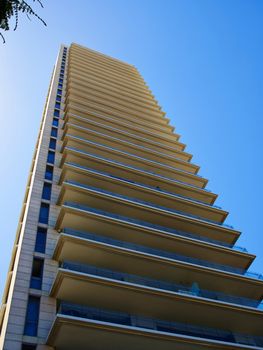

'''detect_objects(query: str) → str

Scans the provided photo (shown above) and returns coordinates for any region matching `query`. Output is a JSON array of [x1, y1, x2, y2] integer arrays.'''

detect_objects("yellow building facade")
[[0, 43, 263, 350]]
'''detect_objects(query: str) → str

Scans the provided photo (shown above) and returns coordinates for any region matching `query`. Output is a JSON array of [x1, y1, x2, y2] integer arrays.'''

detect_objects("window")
[[59, 78, 63, 83], [49, 138, 56, 150], [58, 83, 63, 89], [45, 165, 53, 181], [24, 296, 40, 336], [30, 258, 44, 289], [35, 227, 47, 253], [54, 109, 60, 117], [55, 102, 60, 109], [60, 69, 64, 74], [59, 74, 64, 79], [57, 89, 62, 96], [47, 151, 55, 164], [51, 127, 58, 138], [61, 64, 65, 69], [52, 118, 59, 127], [22, 344, 37, 350], [42, 182, 52, 200], [38, 202, 49, 224], [56, 95, 61, 102]]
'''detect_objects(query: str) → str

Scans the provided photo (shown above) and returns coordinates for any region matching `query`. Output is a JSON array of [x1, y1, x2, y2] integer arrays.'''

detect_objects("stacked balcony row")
[[47, 44, 263, 350]]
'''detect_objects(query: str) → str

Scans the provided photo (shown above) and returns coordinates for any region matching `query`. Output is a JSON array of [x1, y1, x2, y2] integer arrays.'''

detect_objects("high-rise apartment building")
[[0, 43, 263, 350]]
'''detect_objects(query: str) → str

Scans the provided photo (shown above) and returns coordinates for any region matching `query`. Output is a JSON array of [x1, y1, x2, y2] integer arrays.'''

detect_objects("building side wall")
[[0, 45, 67, 350]]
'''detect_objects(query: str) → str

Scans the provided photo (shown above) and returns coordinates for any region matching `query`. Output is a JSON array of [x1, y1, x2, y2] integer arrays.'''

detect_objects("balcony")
[[57, 181, 239, 245], [64, 111, 183, 149], [60, 261, 263, 310], [53, 227, 263, 301], [62, 123, 197, 173], [70, 45, 140, 77], [61, 147, 216, 205], [47, 302, 263, 350], [66, 83, 168, 124], [69, 52, 150, 89], [66, 97, 174, 138], [67, 64, 157, 104], [68, 78, 164, 115], [68, 78, 160, 119], [55, 199, 251, 271], [61, 134, 205, 188], [60, 162, 227, 224], [68, 60, 152, 96], [64, 113, 189, 158], [59, 229, 254, 280], [64, 103, 181, 146], [58, 228, 260, 281]]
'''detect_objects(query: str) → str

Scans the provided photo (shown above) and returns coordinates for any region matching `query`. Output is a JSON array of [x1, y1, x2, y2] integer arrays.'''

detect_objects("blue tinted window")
[[57, 89, 62, 96], [35, 227, 47, 253], [51, 127, 58, 138], [54, 109, 60, 117], [60, 69, 64, 74], [59, 74, 64, 79], [49, 138, 56, 150], [30, 258, 44, 290], [45, 165, 53, 181], [59, 78, 63, 83], [24, 296, 40, 336], [52, 118, 59, 127], [55, 102, 60, 109], [42, 182, 52, 200], [47, 151, 55, 164], [56, 95, 61, 102], [38, 203, 49, 224], [58, 83, 63, 89]]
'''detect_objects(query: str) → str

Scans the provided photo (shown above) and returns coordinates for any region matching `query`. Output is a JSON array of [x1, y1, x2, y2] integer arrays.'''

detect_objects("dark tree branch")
[[0, 0, 46, 43]]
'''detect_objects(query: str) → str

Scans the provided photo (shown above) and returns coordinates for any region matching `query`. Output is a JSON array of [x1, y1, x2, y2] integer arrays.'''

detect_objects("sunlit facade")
[[1, 43, 263, 350]]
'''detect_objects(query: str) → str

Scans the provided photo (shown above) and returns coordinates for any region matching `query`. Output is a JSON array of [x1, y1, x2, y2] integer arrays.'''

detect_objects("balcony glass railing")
[[58, 302, 263, 347], [67, 123, 191, 165], [66, 113, 179, 149], [65, 146, 212, 192], [66, 134, 204, 178], [65, 161, 222, 208], [63, 201, 248, 253], [62, 226, 263, 280], [61, 261, 263, 309], [65, 179, 233, 230]]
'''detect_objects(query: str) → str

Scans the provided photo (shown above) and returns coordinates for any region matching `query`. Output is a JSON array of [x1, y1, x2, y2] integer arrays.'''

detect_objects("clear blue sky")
[[0, 0, 263, 297]]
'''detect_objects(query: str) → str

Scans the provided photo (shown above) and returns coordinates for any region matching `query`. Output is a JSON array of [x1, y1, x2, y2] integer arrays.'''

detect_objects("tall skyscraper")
[[0, 43, 263, 350]]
